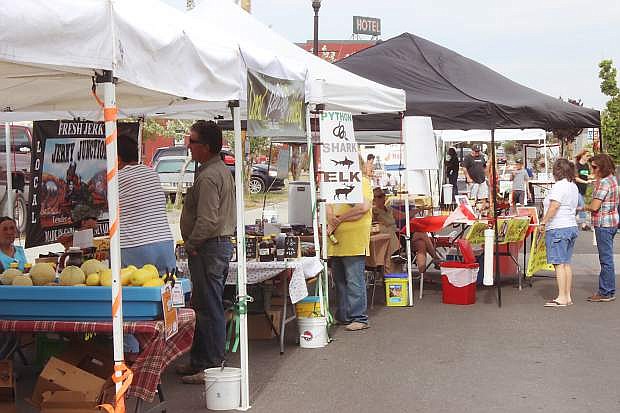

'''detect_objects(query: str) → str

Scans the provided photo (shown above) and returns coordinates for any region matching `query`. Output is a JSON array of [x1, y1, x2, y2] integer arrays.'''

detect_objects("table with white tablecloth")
[[226, 257, 324, 353]]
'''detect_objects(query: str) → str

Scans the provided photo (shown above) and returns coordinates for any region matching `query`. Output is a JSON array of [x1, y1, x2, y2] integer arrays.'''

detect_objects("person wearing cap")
[[462, 144, 488, 203], [511, 158, 529, 205]]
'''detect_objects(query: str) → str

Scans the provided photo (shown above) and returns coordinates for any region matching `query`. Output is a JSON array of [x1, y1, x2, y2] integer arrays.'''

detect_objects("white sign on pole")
[[320, 111, 362, 204], [404, 116, 438, 171]]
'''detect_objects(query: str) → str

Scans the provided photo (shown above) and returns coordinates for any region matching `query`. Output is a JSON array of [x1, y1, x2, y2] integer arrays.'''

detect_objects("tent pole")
[[544, 134, 548, 177], [232, 103, 250, 411], [401, 116, 414, 305], [598, 127, 603, 153], [490, 129, 502, 307], [98, 70, 126, 406], [305, 106, 327, 316], [4, 123, 13, 219], [137, 118, 144, 164]]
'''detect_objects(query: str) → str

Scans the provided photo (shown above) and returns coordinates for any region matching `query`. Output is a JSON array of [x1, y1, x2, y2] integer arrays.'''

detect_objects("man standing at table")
[[463, 144, 488, 204], [177, 120, 236, 384]]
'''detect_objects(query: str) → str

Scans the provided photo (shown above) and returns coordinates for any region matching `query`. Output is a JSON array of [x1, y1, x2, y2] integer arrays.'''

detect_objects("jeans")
[[594, 227, 617, 297], [188, 237, 233, 370], [577, 193, 587, 224], [331, 255, 368, 324], [448, 171, 458, 203], [121, 240, 176, 274]]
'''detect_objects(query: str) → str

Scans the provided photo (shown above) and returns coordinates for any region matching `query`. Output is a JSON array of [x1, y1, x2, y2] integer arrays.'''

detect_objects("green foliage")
[[141, 119, 193, 142], [599, 59, 620, 162]]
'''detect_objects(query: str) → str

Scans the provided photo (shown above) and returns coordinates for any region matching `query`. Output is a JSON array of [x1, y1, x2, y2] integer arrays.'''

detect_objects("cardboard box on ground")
[[0, 360, 16, 413], [30, 357, 107, 412], [248, 308, 282, 340]]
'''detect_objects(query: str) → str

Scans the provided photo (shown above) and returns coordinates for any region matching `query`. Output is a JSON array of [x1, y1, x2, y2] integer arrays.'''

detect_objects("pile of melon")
[[0, 259, 165, 287]]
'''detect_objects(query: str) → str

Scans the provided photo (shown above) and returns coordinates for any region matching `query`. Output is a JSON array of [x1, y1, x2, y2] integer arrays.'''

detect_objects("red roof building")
[[296, 40, 376, 63]]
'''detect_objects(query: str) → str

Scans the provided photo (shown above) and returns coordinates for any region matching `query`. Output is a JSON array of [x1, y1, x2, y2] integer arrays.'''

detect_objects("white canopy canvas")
[[189, 0, 406, 115], [0, 0, 244, 122]]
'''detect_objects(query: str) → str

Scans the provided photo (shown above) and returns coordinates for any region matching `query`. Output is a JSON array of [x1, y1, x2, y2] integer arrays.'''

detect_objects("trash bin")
[[440, 261, 479, 305]]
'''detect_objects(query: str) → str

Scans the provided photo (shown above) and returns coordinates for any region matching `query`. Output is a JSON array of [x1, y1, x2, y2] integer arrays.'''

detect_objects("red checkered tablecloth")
[[0, 308, 195, 402]]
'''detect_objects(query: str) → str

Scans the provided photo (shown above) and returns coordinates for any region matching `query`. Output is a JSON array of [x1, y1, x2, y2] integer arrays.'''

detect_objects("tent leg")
[[491, 129, 502, 307], [4, 123, 12, 219], [98, 70, 126, 406], [232, 103, 250, 411], [400, 118, 414, 306]]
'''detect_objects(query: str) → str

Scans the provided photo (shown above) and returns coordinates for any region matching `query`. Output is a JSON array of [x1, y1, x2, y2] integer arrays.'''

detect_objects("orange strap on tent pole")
[[98, 363, 133, 413]]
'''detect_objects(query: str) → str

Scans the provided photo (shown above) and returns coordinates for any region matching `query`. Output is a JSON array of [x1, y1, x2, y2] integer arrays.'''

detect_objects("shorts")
[[513, 190, 525, 205], [469, 181, 489, 200], [545, 227, 578, 265]]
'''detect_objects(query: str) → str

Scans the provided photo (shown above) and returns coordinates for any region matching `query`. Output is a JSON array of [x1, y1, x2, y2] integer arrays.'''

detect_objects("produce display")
[[0, 259, 167, 288]]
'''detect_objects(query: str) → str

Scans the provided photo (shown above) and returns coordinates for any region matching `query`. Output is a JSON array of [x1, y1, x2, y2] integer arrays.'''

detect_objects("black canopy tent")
[[336, 33, 600, 131], [336, 33, 601, 307]]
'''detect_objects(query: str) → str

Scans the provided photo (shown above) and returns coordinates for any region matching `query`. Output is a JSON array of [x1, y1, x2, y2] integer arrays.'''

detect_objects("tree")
[[599, 59, 620, 162], [140, 119, 193, 143], [553, 98, 584, 158]]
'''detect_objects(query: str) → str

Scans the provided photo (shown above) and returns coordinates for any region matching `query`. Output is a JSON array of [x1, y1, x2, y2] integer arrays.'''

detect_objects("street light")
[[312, 0, 321, 56]]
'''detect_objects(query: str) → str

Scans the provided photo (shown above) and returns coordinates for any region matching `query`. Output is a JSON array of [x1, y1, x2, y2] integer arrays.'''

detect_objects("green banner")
[[247, 70, 305, 137]]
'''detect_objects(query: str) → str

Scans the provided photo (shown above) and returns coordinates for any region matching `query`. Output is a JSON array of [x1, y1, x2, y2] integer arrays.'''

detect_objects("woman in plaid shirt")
[[581, 154, 619, 302]]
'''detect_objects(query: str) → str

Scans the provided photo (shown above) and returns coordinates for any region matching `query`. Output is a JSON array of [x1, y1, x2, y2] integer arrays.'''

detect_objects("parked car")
[[151, 145, 188, 166], [153, 152, 284, 200], [0, 124, 32, 233]]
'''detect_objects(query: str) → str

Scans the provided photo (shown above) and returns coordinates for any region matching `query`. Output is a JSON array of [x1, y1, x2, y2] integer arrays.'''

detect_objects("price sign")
[[284, 236, 300, 259], [246, 237, 257, 260], [161, 285, 178, 341]]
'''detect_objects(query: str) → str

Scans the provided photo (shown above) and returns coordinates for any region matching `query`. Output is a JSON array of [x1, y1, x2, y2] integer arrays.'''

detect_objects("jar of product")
[[275, 233, 286, 261], [23, 263, 32, 274], [230, 237, 238, 262], [258, 236, 274, 262]]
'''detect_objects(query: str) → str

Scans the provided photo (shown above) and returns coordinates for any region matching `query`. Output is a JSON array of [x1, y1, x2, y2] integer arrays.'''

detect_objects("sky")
[[163, 0, 620, 111]]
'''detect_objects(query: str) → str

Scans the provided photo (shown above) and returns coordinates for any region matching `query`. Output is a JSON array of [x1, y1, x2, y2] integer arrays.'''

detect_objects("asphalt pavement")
[[13, 225, 620, 413]]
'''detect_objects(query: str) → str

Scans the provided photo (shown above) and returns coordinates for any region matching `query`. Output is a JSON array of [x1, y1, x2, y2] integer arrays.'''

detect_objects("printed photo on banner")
[[246, 70, 305, 138], [502, 217, 530, 243], [319, 110, 362, 204], [26, 120, 139, 248]]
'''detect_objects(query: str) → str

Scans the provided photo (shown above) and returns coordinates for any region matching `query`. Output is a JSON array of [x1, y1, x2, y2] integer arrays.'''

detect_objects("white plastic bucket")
[[204, 367, 241, 410], [298, 316, 328, 348], [442, 184, 454, 204]]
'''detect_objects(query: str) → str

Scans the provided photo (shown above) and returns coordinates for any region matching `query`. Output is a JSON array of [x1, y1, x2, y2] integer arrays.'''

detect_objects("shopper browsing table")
[[540, 159, 579, 307], [463, 144, 488, 205], [0, 217, 26, 271], [177, 121, 235, 384], [574, 150, 592, 230], [580, 154, 619, 302], [117, 133, 175, 273], [511, 159, 529, 205], [328, 170, 373, 331]]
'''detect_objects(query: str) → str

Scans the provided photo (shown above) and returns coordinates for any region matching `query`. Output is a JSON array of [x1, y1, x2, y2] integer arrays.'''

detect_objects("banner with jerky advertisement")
[[247, 70, 305, 137], [26, 121, 139, 247]]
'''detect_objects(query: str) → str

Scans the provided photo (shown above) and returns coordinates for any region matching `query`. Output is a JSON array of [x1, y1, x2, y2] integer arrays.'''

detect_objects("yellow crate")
[[384, 277, 409, 307]]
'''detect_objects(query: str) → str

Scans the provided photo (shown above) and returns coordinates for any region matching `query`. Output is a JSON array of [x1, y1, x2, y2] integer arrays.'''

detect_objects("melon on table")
[[1, 268, 23, 285], [81, 259, 106, 276], [59, 266, 86, 286], [30, 263, 56, 286], [12, 275, 33, 286]]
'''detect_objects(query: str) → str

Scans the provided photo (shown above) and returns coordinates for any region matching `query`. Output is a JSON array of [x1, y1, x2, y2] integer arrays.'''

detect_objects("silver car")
[[153, 156, 195, 203]]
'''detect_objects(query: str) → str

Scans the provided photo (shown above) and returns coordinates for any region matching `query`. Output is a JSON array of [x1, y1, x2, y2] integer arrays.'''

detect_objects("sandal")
[[544, 300, 567, 307]]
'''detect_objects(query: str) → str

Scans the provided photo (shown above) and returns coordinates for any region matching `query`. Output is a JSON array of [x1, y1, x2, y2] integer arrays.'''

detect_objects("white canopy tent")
[[0, 0, 407, 410]]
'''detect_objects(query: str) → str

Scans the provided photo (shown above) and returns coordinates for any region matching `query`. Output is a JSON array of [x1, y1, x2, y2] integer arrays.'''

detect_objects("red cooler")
[[440, 261, 479, 305]]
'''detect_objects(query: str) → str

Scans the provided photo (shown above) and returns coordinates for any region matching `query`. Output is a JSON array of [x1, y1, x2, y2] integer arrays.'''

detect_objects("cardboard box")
[[31, 357, 106, 408], [59, 339, 114, 380], [40, 391, 101, 412], [0, 360, 14, 402], [0, 401, 16, 413], [248, 309, 282, 340]]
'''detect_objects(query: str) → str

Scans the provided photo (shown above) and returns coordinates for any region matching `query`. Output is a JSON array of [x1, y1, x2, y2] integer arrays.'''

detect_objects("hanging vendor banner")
[[247, 70, 305, 137], [26, 120, 139, 248], [526, 227, 555, 276], [319, 111, 362, 204], [465, 221, 488, 245]]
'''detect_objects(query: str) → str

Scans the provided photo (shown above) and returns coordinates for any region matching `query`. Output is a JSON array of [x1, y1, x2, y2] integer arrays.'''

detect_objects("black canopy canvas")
[[336, 33, 600, 131]]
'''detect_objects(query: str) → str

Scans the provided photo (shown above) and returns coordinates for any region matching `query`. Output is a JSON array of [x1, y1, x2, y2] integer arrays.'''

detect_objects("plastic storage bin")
[[295, 296, 321, 318], [440, 262, 478, 305], [384, 273, 409, 307], [0, 278, 191, 321]]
